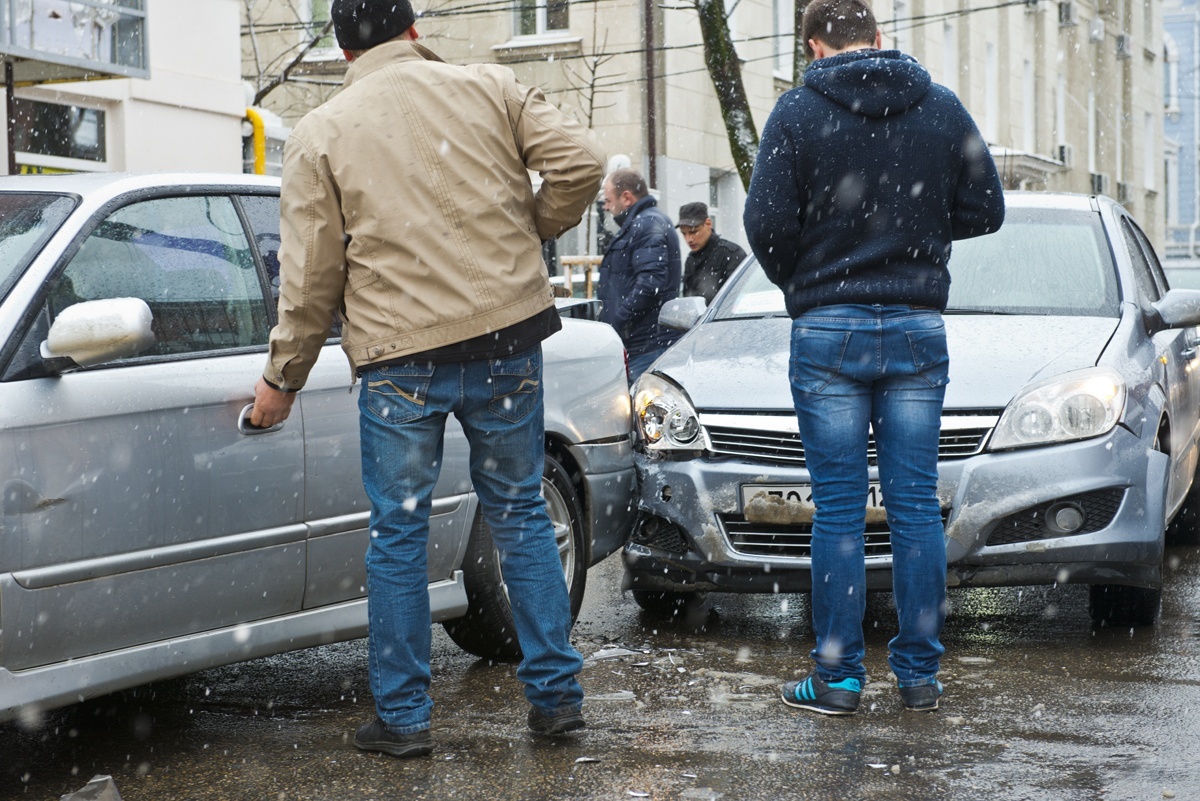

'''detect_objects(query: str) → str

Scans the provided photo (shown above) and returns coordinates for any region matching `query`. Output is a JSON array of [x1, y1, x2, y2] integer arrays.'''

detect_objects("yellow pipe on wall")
[[245, 107, 267, 176]]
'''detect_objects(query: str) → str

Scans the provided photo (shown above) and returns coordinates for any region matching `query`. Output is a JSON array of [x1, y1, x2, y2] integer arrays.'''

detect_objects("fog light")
[[1046, 502, 1085, 535]]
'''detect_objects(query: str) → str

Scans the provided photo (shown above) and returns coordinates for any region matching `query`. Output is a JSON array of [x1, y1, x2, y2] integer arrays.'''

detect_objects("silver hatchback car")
[[626, 192, 1200, 628], [0, 173, 636, 725]]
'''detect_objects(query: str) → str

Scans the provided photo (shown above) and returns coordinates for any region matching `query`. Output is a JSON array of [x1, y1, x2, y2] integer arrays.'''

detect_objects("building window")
[[1144, 112, 1156, 192], [1164, 34, 1180, 114], [1164, 139, 1179, 227], [942, 22, 959, 96], [984, 42, 998, 142], [1088, 89, 1097, 174], [772, 0, 793, 77], [307, 0, 335, 48], [1022, 59, 1036, 153], [891, 0, 912, 54], [12, 98, 105, 172], [516, 0, 569, 37]]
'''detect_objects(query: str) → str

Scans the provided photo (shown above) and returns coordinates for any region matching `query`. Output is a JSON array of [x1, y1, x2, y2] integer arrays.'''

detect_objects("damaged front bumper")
[[623, 423, 1168, 594]]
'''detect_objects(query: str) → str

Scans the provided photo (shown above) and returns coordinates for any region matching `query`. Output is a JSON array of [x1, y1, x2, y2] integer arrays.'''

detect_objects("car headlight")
[[631, 372, 704, 451], [989, 366, 1125, 451]]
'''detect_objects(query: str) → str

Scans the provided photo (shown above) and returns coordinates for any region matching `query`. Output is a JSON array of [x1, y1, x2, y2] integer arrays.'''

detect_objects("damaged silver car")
[[626, 192, 1200, 627]]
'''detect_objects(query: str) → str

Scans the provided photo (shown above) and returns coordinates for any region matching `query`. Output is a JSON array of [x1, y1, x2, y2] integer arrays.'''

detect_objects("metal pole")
[[5, 60, 15, 175]]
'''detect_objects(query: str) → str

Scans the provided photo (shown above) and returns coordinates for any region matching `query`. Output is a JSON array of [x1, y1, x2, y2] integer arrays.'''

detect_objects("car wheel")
[[629, 590, 707, 619], [1167, 478, 1200, 547], [442, 454, 589, 662], [1088, 583, 1162, 627]]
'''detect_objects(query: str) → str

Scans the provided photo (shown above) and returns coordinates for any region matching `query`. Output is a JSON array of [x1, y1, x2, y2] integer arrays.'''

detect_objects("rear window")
[[0, 193, 77, 301]]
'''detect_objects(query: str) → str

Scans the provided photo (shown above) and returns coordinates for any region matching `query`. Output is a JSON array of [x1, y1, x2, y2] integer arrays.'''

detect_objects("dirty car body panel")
[[625, 192, 1200, 626], [0, 173, 635, 724]]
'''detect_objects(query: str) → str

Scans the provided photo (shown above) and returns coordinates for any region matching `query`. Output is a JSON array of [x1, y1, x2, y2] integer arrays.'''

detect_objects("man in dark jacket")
[[743, 0, 1004, 718], [598, 168, 681, 382], [677, 201, 746, 304]]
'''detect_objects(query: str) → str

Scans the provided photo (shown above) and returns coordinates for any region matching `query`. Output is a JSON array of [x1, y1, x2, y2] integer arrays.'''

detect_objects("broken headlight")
[[632, 372, 704, 452]]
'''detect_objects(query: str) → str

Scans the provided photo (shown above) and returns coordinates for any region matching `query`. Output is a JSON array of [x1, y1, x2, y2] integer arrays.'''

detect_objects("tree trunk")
[[694, 0, 759, 190]]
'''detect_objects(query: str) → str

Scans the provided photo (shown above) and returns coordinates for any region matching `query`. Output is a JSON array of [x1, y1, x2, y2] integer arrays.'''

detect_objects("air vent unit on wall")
[[1089, 17, 1105, 42], [1058, 1, 1078, 26], [1057, 143, 1075, 168], [1117, 182, 1133, 204], [1116, 33, 1133, 59], [1091, 173, 1111, 196]]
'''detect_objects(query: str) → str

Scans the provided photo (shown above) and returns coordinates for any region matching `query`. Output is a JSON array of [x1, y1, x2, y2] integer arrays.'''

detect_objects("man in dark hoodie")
[[743, 0, 1004, 717]]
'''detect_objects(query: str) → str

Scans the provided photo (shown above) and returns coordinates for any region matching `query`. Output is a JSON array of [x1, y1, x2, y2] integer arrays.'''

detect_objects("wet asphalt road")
[[4, 543, 1200, 801]]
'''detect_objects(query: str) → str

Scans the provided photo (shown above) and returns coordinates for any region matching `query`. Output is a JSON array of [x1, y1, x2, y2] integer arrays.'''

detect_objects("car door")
[[0, 191, 306, 672], [1119, 215, 1200, 514], [236, 195, 472, 614]]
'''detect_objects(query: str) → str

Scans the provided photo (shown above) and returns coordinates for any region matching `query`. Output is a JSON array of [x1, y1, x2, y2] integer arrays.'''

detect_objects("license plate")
[[741, 483, 886, 525]]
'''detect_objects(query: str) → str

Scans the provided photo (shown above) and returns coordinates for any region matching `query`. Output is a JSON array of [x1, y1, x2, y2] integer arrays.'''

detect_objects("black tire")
[[629, 589, 707, 619], [442, 454, 589, 662], [1088, 583, 1162, 627]]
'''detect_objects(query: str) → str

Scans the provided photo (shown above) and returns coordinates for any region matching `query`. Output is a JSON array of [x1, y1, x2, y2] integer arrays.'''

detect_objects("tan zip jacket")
[[263, 40, 606, 389]]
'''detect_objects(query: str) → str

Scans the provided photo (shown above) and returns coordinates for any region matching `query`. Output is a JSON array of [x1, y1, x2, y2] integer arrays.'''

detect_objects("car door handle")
[[238, 403, 284, 435]]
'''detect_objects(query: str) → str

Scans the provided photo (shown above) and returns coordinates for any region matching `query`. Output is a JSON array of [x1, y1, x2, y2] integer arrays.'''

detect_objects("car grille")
[[704, 414, 996, 467], [721, 510, 952, 559], [984, 488, 1126, 546]]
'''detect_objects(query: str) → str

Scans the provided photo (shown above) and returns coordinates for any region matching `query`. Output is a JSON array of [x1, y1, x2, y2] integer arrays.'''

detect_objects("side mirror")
[[658, 296, 708, 332], [1151, 289, 1200, 329], [40, 298, 155, 370]]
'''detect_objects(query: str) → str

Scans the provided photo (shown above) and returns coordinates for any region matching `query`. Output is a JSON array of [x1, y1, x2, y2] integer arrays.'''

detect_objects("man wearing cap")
[[677, 202, 746, 304], [249, 0, 606, 757]]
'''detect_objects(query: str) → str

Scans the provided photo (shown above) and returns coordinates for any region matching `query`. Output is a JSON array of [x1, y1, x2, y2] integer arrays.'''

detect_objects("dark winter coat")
[[683, 233, 747, 304], [743, 49, 1005, 317], [597, 195, 682, 357]]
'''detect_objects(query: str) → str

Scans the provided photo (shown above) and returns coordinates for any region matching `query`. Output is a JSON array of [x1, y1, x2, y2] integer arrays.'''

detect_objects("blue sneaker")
[[899, 680, 943, 712], [780, 674, 862, 716]]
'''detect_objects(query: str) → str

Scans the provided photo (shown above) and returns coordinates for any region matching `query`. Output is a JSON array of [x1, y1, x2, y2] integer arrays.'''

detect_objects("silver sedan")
[[0, 173, 636, 725], [626, 192, 1200, 627]]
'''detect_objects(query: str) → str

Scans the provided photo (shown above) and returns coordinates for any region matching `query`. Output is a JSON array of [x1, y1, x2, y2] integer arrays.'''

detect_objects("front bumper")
[[623, 423, 1167, 594]]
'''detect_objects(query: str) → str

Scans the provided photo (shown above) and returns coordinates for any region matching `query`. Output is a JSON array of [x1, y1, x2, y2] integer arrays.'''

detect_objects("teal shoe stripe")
[[830, 678, 862, 693]]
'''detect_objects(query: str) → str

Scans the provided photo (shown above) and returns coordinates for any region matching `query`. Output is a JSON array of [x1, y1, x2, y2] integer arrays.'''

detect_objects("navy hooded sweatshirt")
[[743, 49, 1005, 316]]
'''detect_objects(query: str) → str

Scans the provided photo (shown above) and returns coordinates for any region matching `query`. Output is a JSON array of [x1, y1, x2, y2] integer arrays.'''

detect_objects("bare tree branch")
[[252, 18, 335, 107]]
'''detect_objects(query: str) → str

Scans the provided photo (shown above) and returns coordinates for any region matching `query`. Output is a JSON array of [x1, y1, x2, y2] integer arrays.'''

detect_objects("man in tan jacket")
[[250, 0, 605, 758]]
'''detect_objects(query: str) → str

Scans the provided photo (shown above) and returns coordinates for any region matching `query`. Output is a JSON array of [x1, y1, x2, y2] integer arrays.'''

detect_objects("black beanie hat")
[[331, 0, 417, 50]]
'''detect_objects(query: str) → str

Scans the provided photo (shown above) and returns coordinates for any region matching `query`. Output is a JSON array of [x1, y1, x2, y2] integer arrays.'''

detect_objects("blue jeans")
[[357, 346, 584, 733], [789, 305, 948, 688]]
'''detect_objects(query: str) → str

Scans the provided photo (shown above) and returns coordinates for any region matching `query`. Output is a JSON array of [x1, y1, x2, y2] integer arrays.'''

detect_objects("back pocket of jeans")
[[365, 364, 434, 425], [489, 351, 541, 423], [790, 328, 851, 393], [906, 326, 949, 387]]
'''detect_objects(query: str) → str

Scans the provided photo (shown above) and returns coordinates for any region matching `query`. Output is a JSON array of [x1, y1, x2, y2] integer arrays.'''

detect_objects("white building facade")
[[244, 0, 1164, 253], [1, 0, 246, 175]]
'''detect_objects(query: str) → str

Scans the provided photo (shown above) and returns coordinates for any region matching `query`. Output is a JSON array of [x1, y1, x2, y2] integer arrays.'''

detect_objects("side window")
[[49, 195, 270, 358], [1121, 217, 1160, 305], [239, 192, 341, 339], [1127, 219, 1170, 296], [238, 194, 281, 302]]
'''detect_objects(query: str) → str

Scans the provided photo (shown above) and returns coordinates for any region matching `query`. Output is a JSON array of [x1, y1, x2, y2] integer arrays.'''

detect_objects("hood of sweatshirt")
[[802, 48, 932, 118]]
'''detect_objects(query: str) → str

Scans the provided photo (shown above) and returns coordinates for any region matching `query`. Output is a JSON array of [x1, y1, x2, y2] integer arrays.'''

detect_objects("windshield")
[[0, 193, 77, 301], [712, 207, 1119, 320], [946, 207, 1118, 316]]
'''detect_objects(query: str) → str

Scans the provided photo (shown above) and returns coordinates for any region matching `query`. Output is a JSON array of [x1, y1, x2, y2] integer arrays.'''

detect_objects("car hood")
[[653, 314, 1119, 412]]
